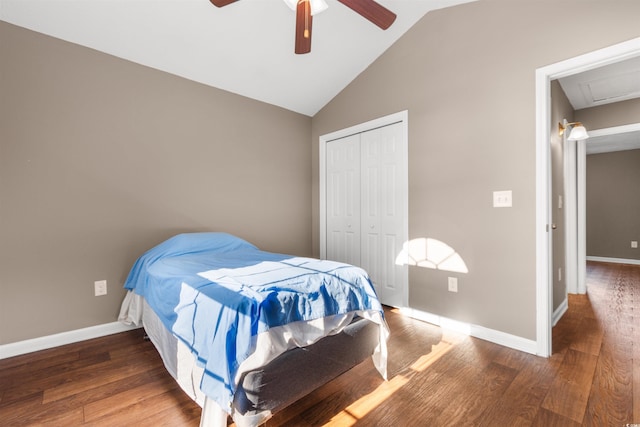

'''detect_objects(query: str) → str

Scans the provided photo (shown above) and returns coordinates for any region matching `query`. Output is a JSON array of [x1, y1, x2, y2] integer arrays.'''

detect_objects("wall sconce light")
[[558, 121, 589, 141]]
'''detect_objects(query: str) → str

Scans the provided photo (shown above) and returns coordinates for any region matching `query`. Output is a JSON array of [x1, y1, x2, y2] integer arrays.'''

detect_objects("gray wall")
[[311, 0, 640, 340], [0, 22, 312, 344], [586, 150, 640, 260]]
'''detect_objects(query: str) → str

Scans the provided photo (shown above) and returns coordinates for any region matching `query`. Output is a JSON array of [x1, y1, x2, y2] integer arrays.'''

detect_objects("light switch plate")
[[493, 190, 512, 208]]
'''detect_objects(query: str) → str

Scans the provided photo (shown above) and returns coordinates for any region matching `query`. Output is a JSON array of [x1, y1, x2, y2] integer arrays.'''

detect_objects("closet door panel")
[[360, 128, 381, 285], [361, 122, 405, 306], [326, 134, 361, 267]]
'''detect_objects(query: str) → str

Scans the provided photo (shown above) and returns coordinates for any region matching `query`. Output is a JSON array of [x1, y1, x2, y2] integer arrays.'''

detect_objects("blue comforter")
[[123, 232, 384, 413]]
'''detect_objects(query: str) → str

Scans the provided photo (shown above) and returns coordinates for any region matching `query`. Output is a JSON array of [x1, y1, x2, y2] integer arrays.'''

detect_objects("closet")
[[321, 117, 407, 308]]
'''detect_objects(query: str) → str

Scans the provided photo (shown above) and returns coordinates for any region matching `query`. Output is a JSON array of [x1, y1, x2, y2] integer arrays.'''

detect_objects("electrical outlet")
[[448, 277, 458, 293], [94, 280, 107, 296], [632, 241, 638, 249]]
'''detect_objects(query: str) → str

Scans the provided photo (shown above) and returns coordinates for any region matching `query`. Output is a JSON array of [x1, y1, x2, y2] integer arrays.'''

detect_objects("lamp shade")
[[283, 0, 328, 15], [567, 125, 589, 141]]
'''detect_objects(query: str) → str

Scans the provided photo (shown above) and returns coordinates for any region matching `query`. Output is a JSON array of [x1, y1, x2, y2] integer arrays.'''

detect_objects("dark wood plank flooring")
[[1, 261, 638, 426]]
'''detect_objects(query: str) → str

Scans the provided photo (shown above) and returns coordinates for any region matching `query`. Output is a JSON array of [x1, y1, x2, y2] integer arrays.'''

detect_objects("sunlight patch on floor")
[[322, 374, 410, 426], [410, 340, 454, 372], [322, 333, 456, 425]]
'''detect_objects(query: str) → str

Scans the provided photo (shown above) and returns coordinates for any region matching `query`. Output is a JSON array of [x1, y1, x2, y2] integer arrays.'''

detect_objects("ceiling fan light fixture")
[[210, 0, 396, 55], [283, 0, 328, 16]]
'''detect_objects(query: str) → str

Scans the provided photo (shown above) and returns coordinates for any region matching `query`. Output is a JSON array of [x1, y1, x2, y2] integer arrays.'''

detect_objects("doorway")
[[574, 122, 640, 276], [535, 37, 640, 357]]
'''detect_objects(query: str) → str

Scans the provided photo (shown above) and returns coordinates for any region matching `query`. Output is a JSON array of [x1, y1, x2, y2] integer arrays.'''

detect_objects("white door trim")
[[535, 37, 640, 357], [576, 138, 587, 295], [319, 110, 409, 307], [563, 119, 578, 295]]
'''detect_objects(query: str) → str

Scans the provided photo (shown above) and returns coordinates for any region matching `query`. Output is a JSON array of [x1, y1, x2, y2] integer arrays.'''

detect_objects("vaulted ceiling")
[[1, 0, 474, 116]]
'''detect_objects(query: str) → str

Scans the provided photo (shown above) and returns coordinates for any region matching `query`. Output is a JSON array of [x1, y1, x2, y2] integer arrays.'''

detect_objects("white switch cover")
[[632, 241, 638, 249], [493, 190, 512, 208], [94, 280, 107, 296]]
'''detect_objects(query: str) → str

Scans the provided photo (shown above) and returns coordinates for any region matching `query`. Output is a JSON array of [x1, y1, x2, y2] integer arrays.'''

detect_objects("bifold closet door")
[[325, 122, 405, 307]]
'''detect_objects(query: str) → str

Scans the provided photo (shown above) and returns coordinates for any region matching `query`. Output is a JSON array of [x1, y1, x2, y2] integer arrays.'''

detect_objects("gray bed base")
[[232, 316, 380, 419]]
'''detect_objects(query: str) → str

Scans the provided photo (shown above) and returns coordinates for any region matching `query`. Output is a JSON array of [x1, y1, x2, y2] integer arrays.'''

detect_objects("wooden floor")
[[1, 261, 638, 426]]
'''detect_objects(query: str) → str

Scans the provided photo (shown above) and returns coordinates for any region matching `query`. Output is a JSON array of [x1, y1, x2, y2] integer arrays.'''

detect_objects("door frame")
[[562, 118, 578, 295], [535, 37, 640, 357], [319, 110, 409, 308]]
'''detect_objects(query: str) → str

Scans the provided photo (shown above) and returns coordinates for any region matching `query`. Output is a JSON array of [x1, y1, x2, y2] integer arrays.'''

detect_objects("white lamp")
[[567, 124, 589, 141], [283, 0, 328, 15], [558, 121, 589, 141]]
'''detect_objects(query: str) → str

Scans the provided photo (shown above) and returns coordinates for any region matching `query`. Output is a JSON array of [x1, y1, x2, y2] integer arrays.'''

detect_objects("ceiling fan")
[[209, 0, 396, 54]]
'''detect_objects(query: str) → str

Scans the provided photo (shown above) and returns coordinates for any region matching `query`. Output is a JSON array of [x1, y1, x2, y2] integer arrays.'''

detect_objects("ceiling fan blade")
[[338, 0, 396, 30], [295, 0, 313, 54], [209, 0, 239, 7]]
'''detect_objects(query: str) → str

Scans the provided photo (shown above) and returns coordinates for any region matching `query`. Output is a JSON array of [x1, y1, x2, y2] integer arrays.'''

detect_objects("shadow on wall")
[[395, 238, 469, 274]]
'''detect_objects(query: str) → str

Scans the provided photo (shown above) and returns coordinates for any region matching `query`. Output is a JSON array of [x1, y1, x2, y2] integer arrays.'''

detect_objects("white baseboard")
[[552, 298, 569, 327], [587, 256, 640, 266], [0, 322, 141, 360], [398, 307, 538, 355], [3, 308, 541, 360]]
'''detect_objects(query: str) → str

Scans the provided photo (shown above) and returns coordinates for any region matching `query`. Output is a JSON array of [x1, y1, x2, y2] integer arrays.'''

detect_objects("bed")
[[118, 232, 389, 427]]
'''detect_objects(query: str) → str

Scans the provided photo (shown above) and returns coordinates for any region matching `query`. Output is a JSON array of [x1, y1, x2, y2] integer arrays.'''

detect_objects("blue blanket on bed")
[[123, 232, 383, 413]]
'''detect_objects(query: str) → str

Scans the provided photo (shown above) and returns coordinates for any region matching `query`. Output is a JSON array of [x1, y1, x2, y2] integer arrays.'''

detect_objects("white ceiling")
[[558, 55, 640, 155], [0, 0, 473, 117]]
